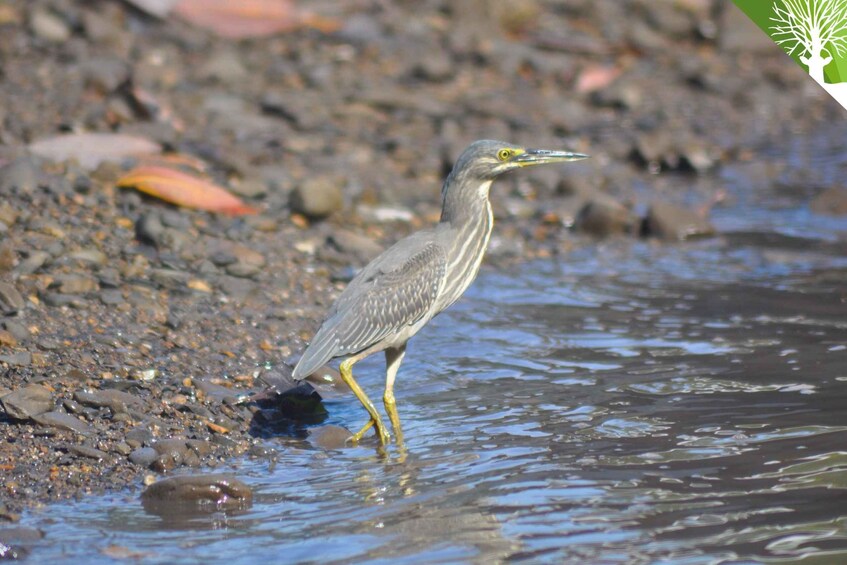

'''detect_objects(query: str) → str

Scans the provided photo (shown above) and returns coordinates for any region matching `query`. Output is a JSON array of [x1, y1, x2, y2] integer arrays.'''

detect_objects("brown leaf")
[[117, 166, 258, 215], [29, 133, 161, 170], [172, 0, 339, 39]]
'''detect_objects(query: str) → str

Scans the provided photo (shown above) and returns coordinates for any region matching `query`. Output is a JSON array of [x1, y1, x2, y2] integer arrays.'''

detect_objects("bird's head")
[[451, 139, 588, 182]]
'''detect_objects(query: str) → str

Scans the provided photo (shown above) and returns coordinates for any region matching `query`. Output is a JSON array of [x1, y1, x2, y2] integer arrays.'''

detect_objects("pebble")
[[2, 320, 29, 342], [67, 445, 111, 462], [52, 274, 99, 295], [31, 412, 94, 435], [74, 389, 144, 413], [0, 384, 53, 420], [642, 201, 716, 241], [224, 246, 266, 278], [15, 251, 50, 275], [289, 176, 344, 220], [327, 230, 383, 263], [29, 8, 71, 43], [129, 447, 159, 468], [0, 352, 32, 367], [0, 282, 25, 315]]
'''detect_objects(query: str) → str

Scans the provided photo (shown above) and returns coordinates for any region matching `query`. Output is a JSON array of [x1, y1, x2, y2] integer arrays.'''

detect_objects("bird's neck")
[[439, 179, 492, 226]]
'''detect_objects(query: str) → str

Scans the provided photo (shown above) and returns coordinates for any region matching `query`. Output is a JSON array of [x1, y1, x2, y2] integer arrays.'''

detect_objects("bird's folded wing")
[[292, 236, 446, 380]]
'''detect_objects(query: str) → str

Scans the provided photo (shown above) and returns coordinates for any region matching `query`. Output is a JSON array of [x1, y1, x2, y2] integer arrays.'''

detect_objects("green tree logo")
[[770, 0, 847, 85]]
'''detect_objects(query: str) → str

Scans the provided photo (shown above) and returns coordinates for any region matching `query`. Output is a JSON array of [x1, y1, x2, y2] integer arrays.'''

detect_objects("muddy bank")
[[0, 0, 843, 518]]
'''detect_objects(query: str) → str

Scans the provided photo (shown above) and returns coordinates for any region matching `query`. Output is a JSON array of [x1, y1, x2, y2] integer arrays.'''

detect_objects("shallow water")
[[17, 215, 847, 563]]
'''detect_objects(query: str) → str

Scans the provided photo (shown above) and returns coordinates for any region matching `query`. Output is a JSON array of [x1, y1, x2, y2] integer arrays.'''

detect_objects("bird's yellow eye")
[[497, 148, 513, 162]]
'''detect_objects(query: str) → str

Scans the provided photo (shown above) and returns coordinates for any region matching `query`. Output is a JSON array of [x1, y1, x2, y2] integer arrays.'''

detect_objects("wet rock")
[[642, 201, 715, 241], [810, 187, 847, 216], [129, 447, 158, 468], [30, 8, 71, 43], [31, 412, 93, 435], [574, 197, 636, 237], [140, 474, 252, 508], [0, 384, 53, 420], [289, 176, 344, 220], [0, 282, 25, 315], [308, 425, 352, 449]]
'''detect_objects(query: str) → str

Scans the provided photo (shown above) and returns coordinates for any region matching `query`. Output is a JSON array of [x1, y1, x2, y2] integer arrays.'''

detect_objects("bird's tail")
[[291, 322, 340, 381]]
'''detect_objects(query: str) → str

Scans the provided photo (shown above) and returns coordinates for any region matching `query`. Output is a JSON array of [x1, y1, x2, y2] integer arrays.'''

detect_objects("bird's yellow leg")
[[339, 358, 390, 445], [383, 345, 406, 445]]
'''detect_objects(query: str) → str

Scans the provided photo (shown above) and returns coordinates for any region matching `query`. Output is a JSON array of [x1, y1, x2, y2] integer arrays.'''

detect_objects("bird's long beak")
[[513, 148, 589, 167]]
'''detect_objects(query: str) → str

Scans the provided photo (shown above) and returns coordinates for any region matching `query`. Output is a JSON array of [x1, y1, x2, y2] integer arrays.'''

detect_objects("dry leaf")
[[29, 133, 161, 170], [117, 166, 258, 215], [575, 65, 622, 94], [172, 0, 339, 39]]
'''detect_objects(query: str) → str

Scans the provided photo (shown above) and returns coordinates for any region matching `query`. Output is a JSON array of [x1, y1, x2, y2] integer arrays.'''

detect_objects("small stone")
[[574, 197, 636, 237], [68, 445, 110, 462], [67, 248, 108, 266], [30, 8, 71, 43], [52, 274, 98, 295], [99, 290, 125, 305], [31, 412, 93, 435], [129, 447, 159, 468], [0, 282, 25, 315], [224, 246, 266, 278], [0, 157, 40, 195], [642, 201, 716, 240], [289, 176, 344, 220], [0, 384, 53, 420], [327, 230, 383, 263], [1, 320, 29, 342], [0, 352, 31, 367], [135, 213, 165, 247], [0, 330, 17, 347], [0, 202, 17, 226], [16, 251, 50, 275]]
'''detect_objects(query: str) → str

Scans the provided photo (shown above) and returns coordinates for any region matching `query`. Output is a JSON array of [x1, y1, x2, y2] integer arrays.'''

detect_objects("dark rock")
[[136, 213, 165, 247], [0, 384, 53, 420], [810, 187, 847, 215], [289, 176, 344, 220], [308, 425, 353, 449], [642, 201, 716, 240], [129, 447, 158, 468], [574, 197, 636, 237], [140, 474, 252, 507], [31, 412, 93, 435], [0, 282, 25, 315]]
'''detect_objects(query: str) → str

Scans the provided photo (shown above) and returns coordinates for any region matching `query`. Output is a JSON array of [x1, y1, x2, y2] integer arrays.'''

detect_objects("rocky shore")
[[0, 0, 843, 521]]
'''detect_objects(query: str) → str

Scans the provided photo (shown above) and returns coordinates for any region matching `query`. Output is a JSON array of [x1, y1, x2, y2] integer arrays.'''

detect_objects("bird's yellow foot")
[[346, 419, 390, 445]]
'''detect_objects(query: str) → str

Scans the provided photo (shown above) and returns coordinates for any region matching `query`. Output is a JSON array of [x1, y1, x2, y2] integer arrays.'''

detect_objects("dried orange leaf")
[[117, 166, 258, 215], [29, 133, 161, 170], [172, 0, 339, 39]]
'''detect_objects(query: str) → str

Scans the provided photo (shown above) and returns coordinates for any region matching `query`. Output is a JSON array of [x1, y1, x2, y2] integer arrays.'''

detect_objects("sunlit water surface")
[[18, 217, 847, 563]]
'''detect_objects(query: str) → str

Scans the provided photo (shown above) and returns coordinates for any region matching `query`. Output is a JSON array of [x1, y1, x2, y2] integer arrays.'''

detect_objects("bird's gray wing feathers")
[[292, 234, 446, 380]]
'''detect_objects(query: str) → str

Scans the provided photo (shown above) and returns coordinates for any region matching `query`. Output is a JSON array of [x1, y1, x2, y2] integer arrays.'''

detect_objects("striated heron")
[[292, 140, 587, 445]]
